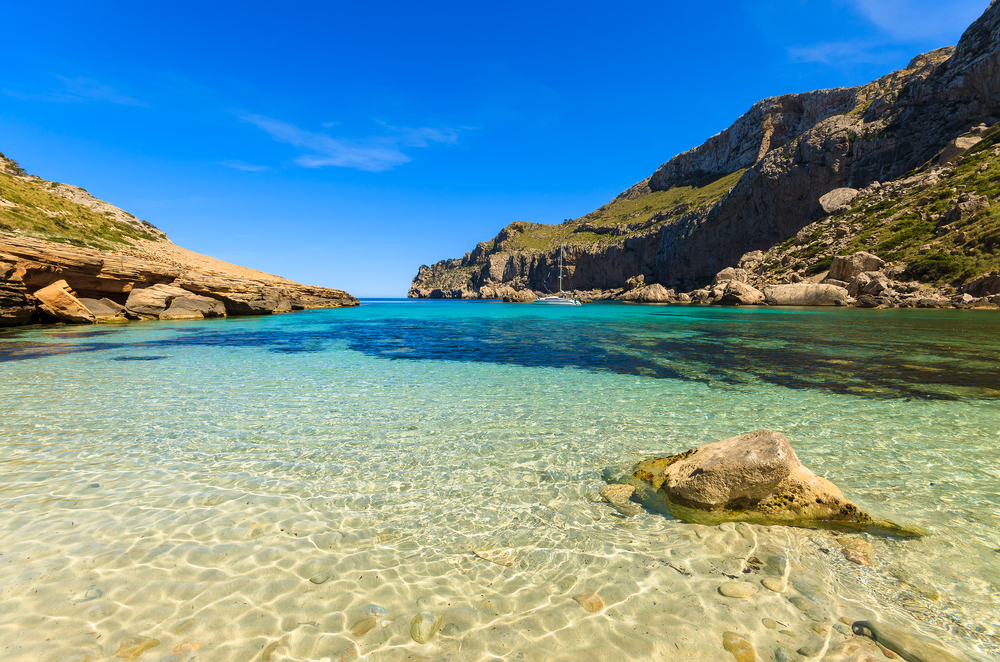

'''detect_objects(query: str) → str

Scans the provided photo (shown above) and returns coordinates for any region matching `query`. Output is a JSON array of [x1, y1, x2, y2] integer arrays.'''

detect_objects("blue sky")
[[0, 0, 988, 296]]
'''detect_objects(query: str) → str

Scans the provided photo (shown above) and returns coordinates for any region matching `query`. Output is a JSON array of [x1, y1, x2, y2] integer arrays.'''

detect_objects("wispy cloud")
[[55, 75, 147, 106], [787, 40, 907, 65], [849, 0, 987, 42], [2, 75, 146, 106], [219, 160, 269, 172], [785, 0, 987, 68], [241, 113, 459, 172]]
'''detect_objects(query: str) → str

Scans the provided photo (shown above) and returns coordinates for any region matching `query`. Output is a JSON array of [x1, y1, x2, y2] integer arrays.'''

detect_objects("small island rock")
[[620, 430, 922, 534]]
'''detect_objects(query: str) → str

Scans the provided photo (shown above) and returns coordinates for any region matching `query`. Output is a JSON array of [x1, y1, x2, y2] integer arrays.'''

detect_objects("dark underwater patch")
[[110, 355, 169, 361], [2, 308, 998, 400]]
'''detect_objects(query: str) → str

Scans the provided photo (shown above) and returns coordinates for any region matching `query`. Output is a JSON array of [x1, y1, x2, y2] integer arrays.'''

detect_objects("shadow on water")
[[110, 355, 170, 361], [2, 309, 999, 400]]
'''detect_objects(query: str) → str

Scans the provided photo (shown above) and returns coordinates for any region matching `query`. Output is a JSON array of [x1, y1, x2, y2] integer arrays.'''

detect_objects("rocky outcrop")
[[411, 1, 1000, 301], [0, 282, 35, 326], [828, 251, 886, 281], [79, 297, 127, 322], [763, 283, 850, 306], [125, 284, 226, 321], [620, 430, 922, 535], [0, 232, 358, 326], [819, 188, 859, 214], [719, 280, 764, 305], [33, 280, 95, 323]]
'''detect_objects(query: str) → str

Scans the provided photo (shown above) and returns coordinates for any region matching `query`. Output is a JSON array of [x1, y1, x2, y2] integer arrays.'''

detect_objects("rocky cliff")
[[0, 152, 357, 326], [410, 0, 1000, 304]]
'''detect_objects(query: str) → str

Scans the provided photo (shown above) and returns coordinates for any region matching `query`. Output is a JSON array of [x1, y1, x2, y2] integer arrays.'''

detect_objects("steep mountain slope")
[[0, 152, 358, 326], [411, 0, 1000, 301]]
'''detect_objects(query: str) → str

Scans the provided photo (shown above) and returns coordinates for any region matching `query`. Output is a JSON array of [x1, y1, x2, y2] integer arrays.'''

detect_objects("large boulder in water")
[[621, 430, 922, 535]]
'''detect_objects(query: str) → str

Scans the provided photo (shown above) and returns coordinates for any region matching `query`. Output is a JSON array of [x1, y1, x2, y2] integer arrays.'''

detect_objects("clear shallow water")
[[0, 300, 998, 662]]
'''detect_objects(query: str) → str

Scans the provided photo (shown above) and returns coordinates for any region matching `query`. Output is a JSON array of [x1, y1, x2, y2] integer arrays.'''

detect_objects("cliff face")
[[0, 153, 358, 326], [411, 0, 1000, 299]]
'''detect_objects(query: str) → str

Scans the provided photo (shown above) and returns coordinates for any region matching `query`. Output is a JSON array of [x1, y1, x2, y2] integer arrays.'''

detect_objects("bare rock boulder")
[[962, 272, 1000, 297], [713, 267, 750, 285], [719, 280, 764, 305], [623, 283, 674, 303], [763, 283, 849, 306], [33, 280, 95, 323], [828, 252, 886, 282], [78, 297, 128, 323], [819, 188, 859, 214], [622, 430, 922, 535], [126, 283, 226, 320], [160, 295, 226, 320]]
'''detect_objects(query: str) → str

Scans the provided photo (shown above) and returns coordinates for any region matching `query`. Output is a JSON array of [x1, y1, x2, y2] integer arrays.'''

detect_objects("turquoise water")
[[0, 300, 998, 662]]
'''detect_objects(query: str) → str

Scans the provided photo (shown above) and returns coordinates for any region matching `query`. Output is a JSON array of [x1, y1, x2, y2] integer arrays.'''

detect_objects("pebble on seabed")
[[115, 636, 160, 662], [762, 577, 787, 593], [719, 581, 758, 598], [350, 617, 376, 636], [722, 631, 756, 662], [774, 646, 799, 662], [410, 610, 443, 644], [762, 618, 779, 629], [365, 604, 389, 618], [573, 592, 605, 612]]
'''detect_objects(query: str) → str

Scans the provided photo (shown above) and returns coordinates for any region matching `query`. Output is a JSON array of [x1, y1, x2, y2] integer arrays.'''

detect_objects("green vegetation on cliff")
[[0, 157, 160, 250], [499, 169, 745, 252], [770, 129, 1000, 287]]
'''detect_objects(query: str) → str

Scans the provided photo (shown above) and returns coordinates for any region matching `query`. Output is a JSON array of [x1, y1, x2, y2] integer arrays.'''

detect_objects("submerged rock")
[[115, 635, 160, 661], [719, 581, 758, 598], [852, 621, 969, 662], [619, 430, 923, 535], [410, 610, 443, 644], [722, 631, 756, 662], [573, 592, 605, 612]]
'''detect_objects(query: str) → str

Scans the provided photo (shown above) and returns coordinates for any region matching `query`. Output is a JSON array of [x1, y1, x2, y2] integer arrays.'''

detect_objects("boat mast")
[[558, 243, 563, 294]]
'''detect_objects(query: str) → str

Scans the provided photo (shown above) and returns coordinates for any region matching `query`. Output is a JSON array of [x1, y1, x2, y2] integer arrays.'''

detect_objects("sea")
[[0, 299, 997, 662]]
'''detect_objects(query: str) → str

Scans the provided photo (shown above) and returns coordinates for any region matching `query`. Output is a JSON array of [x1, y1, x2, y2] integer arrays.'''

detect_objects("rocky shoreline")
[[409, 247, 1000, 310], [0, 233, 358, 327], [410, 2, 1000, 311]]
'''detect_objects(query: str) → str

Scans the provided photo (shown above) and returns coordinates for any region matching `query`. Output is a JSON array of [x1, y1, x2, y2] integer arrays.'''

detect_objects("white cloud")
[[2, 75, 146, 106], [54, 76, 147, 106], [220, 160, 269, 172], [242, 114, 458, 172], [850, 0, 988, 42], [787, 40, 907, 65]]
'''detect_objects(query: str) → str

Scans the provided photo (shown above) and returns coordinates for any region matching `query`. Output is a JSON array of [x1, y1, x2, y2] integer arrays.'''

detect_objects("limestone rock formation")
[[33, 280, 95, 323], [720, 280, 764, 305], [819, 188, 860, 214], [828, 252, 886, 282], [78, 297, 127, 322], [763, 283, 850, 306], [0, 232, 358, 326], [0, 282, 35, 326], [0, 154, 358, 326], [126, 284, 226, 321], [621, 430, 922, 534], [411, 2, 1000, 302]]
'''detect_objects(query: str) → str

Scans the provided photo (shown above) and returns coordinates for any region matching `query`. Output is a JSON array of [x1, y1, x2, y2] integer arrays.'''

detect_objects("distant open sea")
[[1, 300, 998, 662]]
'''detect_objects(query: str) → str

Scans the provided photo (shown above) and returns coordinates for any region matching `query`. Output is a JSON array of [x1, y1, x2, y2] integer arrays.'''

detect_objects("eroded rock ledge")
[[609, 430, 923, 536], [0, 233, 358, 326]]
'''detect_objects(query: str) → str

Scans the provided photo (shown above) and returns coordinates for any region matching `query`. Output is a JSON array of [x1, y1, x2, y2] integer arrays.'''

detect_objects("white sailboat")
[[533, 243, 582, 305]]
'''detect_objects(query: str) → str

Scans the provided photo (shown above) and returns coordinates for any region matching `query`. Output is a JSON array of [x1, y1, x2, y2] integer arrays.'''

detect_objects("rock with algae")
[[619, 430, 925, 536], [722, 631, 756, 662], [410, 610, 443, 644], [852, 621, 970, 662], [115, 636, 160, 661]]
